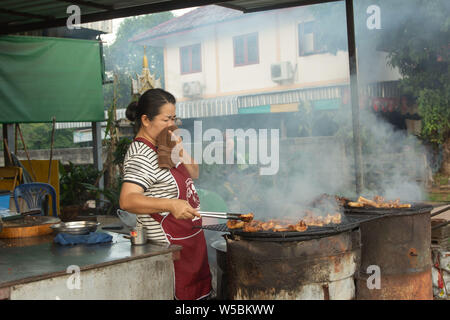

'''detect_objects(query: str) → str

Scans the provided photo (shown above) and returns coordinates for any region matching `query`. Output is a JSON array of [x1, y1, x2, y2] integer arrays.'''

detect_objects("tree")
[[311, 0, 449, 175], [376, 0, 450, 175], [15, 123, 77, 150], [103, 12, 174, 109]]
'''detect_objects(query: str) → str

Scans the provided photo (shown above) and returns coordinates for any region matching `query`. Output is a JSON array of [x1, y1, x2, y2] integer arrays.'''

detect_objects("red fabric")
[[134, 137, 211, 300]]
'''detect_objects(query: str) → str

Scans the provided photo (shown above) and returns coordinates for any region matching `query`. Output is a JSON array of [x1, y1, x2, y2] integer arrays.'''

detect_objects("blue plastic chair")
[[13, 183, 57, 217]]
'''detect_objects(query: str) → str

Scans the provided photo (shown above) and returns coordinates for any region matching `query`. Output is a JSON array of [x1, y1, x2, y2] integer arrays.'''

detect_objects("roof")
[[130, 5, 244, 43], [0, 0, 333, 35]]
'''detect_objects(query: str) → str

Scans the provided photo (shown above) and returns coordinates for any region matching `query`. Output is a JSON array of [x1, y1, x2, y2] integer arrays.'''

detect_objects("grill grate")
[[344, 203, 433, 216], [197, 214, 378, 241]]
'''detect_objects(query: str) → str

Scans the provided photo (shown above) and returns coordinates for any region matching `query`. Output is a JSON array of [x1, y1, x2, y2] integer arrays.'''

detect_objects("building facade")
[[131, 5, 401, 121]]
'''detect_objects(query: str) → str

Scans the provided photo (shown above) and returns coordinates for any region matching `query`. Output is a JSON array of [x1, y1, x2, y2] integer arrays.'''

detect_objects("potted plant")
[[59, 162, 101, 221]]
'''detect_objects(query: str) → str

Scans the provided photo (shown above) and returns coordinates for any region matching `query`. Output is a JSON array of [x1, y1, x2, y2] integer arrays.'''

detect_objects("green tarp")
[[0, 35, 105, 123]]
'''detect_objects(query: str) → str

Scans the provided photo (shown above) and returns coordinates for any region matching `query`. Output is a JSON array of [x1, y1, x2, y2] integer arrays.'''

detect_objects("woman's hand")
[[168, 129, 199, 179], [169, 199, 200, 220]]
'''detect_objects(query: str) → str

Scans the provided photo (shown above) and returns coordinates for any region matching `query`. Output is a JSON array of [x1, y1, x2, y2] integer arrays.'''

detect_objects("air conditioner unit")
[[182, 81, 203, 98], [271, 61, 295, 82]]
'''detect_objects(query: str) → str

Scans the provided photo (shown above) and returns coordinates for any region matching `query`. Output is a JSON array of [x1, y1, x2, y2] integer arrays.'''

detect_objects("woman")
[[119, 88, 212, 300]]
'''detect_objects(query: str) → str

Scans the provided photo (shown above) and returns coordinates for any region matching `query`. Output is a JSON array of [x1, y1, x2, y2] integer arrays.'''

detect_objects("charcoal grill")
[[346, 202, 436, 300], [197, 214, 378, 241]]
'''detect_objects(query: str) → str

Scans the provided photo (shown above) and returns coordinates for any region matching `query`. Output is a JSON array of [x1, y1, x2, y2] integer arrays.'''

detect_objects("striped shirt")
[[123, 140, 179, 243]]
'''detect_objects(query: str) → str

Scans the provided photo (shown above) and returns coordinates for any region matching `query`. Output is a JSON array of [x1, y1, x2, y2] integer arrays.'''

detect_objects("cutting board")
[[0, 216, 60, 238]]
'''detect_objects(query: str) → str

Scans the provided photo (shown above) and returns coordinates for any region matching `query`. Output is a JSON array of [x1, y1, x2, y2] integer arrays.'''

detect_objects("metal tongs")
[[198, 211, 252, 221]]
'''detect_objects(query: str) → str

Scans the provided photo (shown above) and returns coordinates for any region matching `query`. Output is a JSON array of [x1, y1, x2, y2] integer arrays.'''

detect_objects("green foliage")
[[83, 177, 124, 215], [59, 162, 102, 207], [113, 137, 132, 167], [418, 87, 450, 144], [15, 123, 78, 150], [378, 0, 450, 145], [103, 12, 174, 109]]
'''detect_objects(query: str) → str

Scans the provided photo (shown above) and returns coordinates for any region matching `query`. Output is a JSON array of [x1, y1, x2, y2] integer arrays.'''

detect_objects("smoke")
[[165, 2, 432, 220], [110, 3, 433, 217]]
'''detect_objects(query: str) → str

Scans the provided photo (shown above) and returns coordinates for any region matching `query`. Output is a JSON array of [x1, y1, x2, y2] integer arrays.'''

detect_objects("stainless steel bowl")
[[51, 221, 100, 235]]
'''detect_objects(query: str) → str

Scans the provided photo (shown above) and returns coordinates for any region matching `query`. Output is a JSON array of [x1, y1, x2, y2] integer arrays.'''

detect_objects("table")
[[0, 230, 181, 300]]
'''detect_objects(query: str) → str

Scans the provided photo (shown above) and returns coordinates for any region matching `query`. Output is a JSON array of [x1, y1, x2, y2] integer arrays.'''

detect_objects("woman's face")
[[141, 103, 176, 141]]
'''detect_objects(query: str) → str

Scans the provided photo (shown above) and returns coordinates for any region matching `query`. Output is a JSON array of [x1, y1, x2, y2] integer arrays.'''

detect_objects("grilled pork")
[[347, 196, 411, 208]]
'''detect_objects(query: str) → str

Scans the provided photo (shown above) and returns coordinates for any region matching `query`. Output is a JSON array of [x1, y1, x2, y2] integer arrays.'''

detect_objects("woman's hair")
[[126, 88, 176, 132]]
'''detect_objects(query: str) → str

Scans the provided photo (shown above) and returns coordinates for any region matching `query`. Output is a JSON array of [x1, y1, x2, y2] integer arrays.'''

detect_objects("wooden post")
[[2, 124, 15, 167], [92, 121, 104, 207]]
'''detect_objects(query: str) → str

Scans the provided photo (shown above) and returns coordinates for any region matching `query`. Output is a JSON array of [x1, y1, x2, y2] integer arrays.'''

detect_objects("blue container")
[[0, 191, 11, 209]]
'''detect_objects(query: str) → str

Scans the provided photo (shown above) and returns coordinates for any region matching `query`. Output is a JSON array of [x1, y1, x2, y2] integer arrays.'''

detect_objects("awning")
[[0, 35, 105, 124], [55, 82, 400, 125], [237, 85, 344, 108], [177, 85, 346, 118], [177, 95, 239, 119]]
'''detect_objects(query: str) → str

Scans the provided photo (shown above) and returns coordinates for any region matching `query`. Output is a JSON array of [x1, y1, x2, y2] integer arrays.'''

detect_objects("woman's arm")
[[119, 182, 199, 219]]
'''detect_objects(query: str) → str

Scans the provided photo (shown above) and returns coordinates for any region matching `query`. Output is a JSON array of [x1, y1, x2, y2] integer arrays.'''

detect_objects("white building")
[[131, 5, 401, 120]]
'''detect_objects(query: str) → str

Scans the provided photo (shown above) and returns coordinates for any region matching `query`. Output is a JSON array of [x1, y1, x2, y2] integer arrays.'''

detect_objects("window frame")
[[179, 43, 202, 75], [298, 21, 326, 56], [233, 32, 260, 67]]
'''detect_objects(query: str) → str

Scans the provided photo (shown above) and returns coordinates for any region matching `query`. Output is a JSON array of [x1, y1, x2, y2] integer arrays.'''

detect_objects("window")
[[233, 33, 259, 66], [180, 43, 201, 74], [298, 21, 325, 56]]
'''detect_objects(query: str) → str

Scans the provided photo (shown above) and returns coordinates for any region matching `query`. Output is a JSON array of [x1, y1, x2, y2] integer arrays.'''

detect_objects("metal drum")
[[225, 229, 361, 300], [352, 204, 433, 300]]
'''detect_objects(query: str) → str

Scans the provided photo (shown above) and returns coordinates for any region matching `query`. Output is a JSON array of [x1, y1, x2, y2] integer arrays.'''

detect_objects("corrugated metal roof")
[[176, 85, 345, 119], [130, 5, 244, 43], [55, 108, 126, 129], [1, 0, 332, 35], [54, 82, 401, 127], [177, 95, 239, 119], [237, 85, 344, 108]]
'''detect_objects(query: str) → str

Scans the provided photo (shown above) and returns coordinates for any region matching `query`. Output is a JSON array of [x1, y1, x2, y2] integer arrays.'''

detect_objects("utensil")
[[123, 225, 147, 245], [199, 211, 251, 221], [50, 221, 100, 235]]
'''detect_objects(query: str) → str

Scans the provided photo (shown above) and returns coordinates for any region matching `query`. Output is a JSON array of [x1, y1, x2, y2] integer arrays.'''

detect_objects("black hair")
[[126, 88, 176, 133]]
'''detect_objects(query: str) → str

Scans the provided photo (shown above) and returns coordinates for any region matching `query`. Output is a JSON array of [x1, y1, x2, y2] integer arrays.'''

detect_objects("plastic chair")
[[13, 183, 57, 216]]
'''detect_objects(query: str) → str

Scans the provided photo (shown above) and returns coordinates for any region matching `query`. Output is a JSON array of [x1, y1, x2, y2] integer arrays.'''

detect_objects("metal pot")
[[124, 225, 147, 245], [210, 238, 228, 299], [211, 239, 227, 271]]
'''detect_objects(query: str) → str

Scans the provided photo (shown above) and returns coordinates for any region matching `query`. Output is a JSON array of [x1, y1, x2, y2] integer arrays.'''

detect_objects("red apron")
[[135, 137, 212, 300]]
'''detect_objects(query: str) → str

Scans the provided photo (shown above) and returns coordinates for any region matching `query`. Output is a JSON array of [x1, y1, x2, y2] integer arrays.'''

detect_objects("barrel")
[[225, 230, 361, 300], [355, 209, 433, 300]]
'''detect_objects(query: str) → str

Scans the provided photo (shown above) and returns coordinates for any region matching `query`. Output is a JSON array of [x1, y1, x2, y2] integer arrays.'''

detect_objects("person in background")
[[119, 88, 212, 300]]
